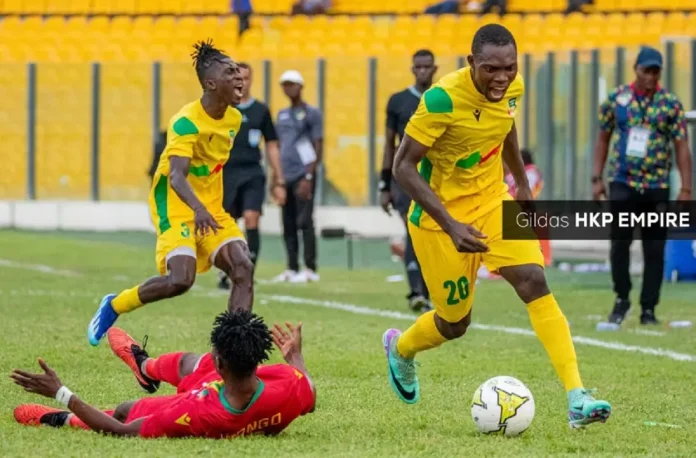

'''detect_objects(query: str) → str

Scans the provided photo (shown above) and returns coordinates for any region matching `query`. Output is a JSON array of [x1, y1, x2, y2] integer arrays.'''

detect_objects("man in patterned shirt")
[[592, 46, 693, 326]]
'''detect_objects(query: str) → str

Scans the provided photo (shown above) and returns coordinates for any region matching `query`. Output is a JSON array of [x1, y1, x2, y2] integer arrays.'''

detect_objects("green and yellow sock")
[[111, 285, 144, 315]]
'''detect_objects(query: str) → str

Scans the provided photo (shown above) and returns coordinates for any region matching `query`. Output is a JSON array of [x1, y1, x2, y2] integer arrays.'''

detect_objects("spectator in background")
[[274, 70, 324, 283], [593, 46, 693, 326], [232, 0, 252, 36], [291, 0, 330, 15], [480, 0, 507, 15], [218, 62, 285, 290]]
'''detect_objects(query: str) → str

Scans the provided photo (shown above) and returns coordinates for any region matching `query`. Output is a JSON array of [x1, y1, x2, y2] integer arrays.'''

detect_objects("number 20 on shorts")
[[444, 276, 470, 305]]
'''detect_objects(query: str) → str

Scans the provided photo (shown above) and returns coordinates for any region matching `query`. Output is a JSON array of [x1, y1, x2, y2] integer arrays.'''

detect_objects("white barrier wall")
[[0, 200, 641, 259]]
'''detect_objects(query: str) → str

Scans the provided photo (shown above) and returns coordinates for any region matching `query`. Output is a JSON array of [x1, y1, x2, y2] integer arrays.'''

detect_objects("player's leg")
[[87, 247, 197, 346], [383, 224, 479, 404], [483, 203, 610, 427], [199, 210, 254, 312], [296, 178, 319, 280], [218, 173, 245, 289], [607, 182, 636, 323], [637, 187, 669, 324], [13, 404, 116, 429], [277, 182, 301, 280], [241, 173, 266, 268]]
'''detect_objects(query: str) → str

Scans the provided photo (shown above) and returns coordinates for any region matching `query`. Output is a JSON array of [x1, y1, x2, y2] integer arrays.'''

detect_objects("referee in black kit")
[[379, 49, 437, 313], [218, 62, 286, 289], [592, 46, 693, 326]]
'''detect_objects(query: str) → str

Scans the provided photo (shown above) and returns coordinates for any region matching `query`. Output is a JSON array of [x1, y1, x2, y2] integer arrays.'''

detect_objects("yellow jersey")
[[405, 67, 524, 231], [152, 99, 242, 214]]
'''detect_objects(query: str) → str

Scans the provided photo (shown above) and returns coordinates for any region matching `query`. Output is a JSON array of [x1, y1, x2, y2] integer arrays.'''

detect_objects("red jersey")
[[135, 363, 314, 439]]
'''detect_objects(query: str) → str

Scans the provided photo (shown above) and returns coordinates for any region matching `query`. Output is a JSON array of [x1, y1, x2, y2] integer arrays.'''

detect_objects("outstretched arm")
[[11, 359, 143, 437], [271, 322, 316, 413]]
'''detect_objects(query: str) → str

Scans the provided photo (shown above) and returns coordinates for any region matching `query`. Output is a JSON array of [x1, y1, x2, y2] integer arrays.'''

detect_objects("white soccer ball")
[[470, 376, 535, 437]]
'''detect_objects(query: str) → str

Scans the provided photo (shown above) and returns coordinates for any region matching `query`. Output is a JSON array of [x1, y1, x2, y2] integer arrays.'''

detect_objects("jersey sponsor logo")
[[231, 413, 283, 437], [508, 98, 517, 117], [473, 109, 481, 122], [175, 413, 192, 426]]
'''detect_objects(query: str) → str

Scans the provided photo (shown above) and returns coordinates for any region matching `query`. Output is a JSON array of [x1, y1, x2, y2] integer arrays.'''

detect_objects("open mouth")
[[233, 84, 243, 99], [489, 87, 507, 100]]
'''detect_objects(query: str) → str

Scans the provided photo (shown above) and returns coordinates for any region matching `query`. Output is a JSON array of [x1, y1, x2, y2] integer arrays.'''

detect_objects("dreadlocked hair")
[[210, 309, 273, 377], [191, 39, 228, 88]]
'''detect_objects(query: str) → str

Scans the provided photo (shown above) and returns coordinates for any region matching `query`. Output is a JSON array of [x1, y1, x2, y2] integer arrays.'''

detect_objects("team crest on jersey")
[[508, 98, 517, 117]]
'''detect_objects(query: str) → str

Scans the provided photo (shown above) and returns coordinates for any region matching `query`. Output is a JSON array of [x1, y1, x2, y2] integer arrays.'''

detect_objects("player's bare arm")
[[672, 103, 693, 201], [271, 322, 316, 412], [169, 156, 222, 236], [502, 122, 533, 203], [393, 135, 489, 253], [11, 359, 143, 437], [380, 126, 398, 214], [298, 136, 323, 200], [591, 130, 612, 200]]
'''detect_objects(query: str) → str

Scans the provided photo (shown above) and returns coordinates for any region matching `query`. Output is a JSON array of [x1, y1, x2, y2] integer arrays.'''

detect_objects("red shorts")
[[125, 353, 219, 423]]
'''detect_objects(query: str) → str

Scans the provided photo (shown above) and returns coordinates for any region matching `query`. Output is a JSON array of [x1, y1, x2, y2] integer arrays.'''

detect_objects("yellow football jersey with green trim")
[[405, 67, 524, 231], [153, 99, 242, 208]]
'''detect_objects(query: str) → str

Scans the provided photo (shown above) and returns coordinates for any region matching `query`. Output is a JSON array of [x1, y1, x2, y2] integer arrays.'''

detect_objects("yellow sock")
[[527, 294, 583, 391], [111, 285, 144, 315], [396, 310, 448, 359]]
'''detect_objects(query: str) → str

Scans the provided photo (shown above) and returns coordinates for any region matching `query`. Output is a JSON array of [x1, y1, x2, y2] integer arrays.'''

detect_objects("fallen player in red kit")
[[11, 310, 315, 439]]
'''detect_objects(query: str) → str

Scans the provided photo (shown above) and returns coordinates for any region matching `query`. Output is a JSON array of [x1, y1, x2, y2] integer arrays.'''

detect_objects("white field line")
[[1, 260, 693, 363], [0, 259, 82, 277], [196, 290, 696, 363]]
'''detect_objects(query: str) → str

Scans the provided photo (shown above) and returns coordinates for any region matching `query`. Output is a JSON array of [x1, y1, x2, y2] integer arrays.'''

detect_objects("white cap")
[[279, 70, 304, 86]]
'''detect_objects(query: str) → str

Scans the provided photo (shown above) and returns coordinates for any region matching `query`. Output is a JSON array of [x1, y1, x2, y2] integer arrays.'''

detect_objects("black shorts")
[[222, 166, 266, 219], [391, 179, 412, 216]]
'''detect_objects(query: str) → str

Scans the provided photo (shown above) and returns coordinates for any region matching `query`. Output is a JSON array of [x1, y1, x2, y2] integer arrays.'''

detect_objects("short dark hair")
[[237, 62, 251, 73], [413, 49, 435, 61], [471, 24, 516, 56], [191, 39, 229, 89], [210, 310, 273, 377], [521, 148, 533, 165]]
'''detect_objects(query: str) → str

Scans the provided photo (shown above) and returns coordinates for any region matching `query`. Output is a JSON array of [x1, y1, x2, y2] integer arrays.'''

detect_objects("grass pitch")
[[1, 230, 695, 457]]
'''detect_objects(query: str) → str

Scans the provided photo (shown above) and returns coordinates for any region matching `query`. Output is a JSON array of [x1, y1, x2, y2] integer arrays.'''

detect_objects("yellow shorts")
[[409, 196, 544, 323], [150, 204, 245, 276]]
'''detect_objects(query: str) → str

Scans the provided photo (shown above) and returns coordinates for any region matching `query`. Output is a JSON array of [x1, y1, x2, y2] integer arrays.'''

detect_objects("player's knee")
[[515, 267, 549, 303], [435, 313, 471, 339], [113, 401, 135, 423], [230, 253, 254, 284], [243, 211, 260, 229], [168, 273, 194, 297]]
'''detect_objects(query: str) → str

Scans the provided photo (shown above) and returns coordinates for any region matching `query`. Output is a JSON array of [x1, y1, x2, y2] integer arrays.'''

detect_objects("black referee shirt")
[[226, 98, 278, 168], [386, 86, 423, 141]]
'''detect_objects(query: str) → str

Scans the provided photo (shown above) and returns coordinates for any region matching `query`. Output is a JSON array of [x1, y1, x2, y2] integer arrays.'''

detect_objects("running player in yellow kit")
[[382, 24, 611, 428], [87, 40, 254, 346]]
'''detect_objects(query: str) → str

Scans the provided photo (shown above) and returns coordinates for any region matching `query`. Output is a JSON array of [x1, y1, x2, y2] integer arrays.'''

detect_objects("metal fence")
[[1, 40, 695, 205]]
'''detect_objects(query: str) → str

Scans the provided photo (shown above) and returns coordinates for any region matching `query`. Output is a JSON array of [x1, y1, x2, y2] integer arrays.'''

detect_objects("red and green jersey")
[[136, 364, 314, 439]]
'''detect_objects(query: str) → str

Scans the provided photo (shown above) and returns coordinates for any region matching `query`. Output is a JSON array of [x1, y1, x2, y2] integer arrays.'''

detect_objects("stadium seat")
[[0, 63, 28, 199]]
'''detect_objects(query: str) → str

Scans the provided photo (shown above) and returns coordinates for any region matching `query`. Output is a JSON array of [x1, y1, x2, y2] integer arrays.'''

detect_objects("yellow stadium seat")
[[0, 63, 27, 198]]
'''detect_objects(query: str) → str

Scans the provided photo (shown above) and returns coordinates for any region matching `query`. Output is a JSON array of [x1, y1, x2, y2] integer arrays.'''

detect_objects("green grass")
[[1, 229, 695, 457]]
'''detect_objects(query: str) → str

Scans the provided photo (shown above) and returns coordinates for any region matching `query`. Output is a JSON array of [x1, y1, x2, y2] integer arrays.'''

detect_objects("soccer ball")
[[470, 376, 535, 437]]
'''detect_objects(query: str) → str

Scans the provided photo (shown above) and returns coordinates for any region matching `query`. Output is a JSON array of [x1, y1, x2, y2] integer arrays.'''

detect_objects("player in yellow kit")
[[381, 24, 612, 428], [87, 40, 254, 346]]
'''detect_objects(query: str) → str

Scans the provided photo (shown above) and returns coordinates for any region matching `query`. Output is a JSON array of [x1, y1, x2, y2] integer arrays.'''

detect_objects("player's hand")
[[10, 358, 63, 399], [592, 181, 606, 201], [445, 221, 489, 253], [271, 321, 303, 361], [297, 179, 312, 200], [272, 182, 287, 206], [380, 191, 393, 215], [515, 185, 537, 215], [194, 206, 222, 236]]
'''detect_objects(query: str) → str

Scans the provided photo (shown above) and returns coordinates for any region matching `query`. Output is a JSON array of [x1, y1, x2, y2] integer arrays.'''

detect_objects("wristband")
[[55, 386, 73, 407], [379, 169, 392, 191]]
